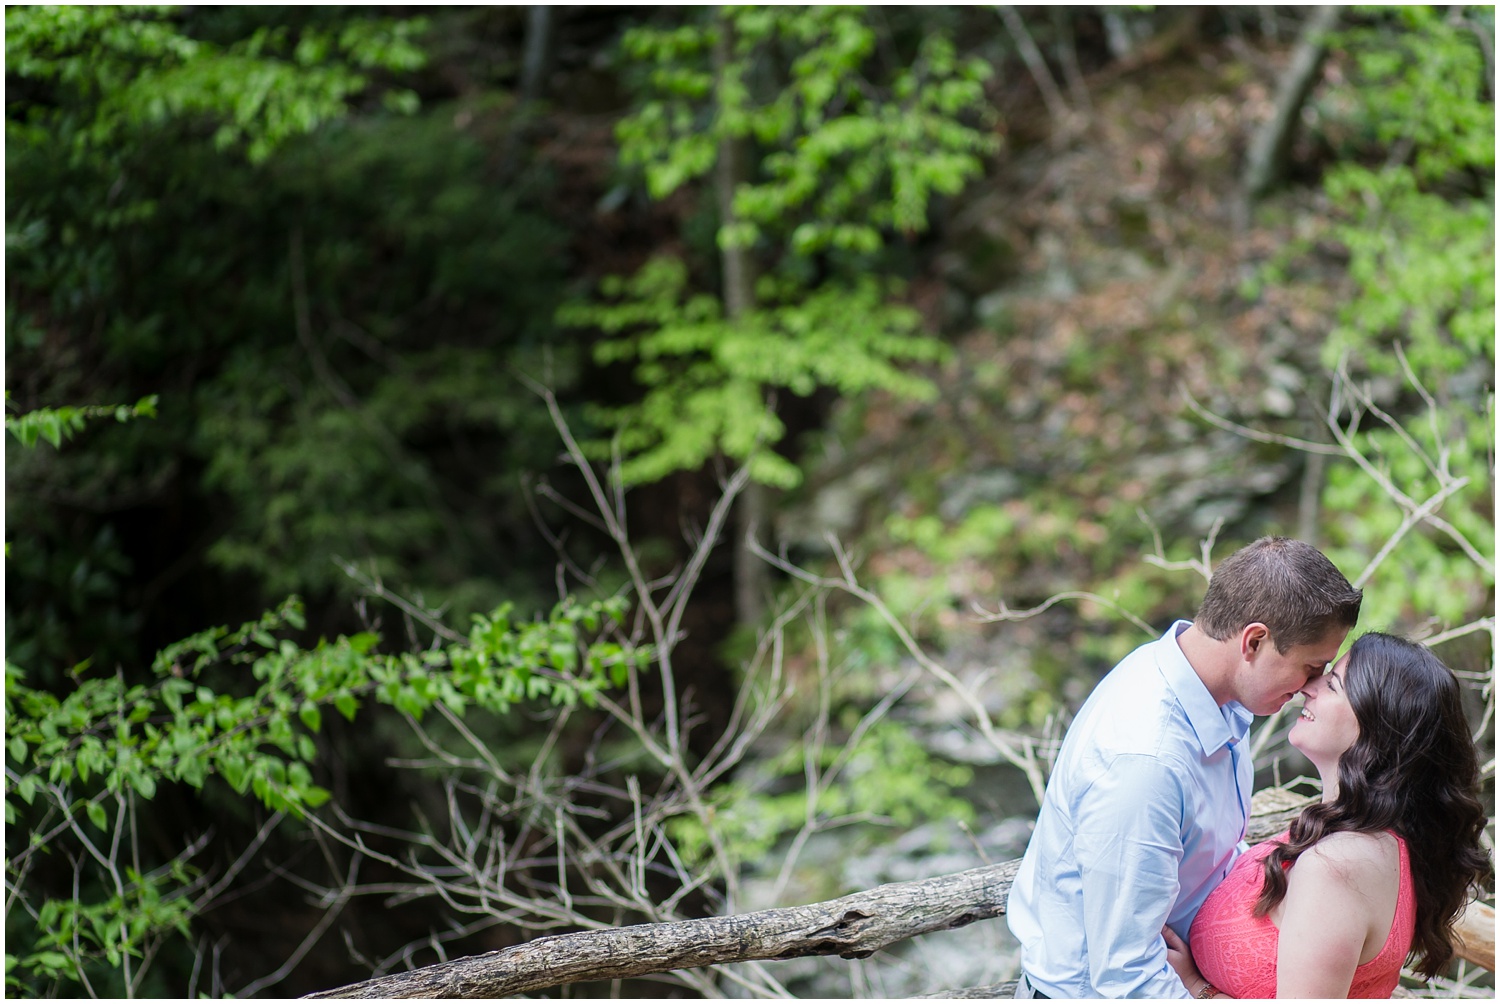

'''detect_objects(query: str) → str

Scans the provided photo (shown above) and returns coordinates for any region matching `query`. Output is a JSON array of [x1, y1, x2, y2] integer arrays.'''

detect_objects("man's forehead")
[[1286, 632, 1345, 663]]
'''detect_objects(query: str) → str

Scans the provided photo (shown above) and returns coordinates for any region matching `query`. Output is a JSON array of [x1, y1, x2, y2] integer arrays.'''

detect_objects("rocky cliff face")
[[750, 42, 1384, 996]]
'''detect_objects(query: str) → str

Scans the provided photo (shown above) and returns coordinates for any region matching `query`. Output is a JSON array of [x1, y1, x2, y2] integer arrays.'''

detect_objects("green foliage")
[[5, 5, 425, 164], [1324, 167, 1492, 374], [1314, 6, 1494, 628], [176, 118, 572, 601], [21, 873, 195, 982], [4, 594, 633, 995], [618, 6, 996, 254], [1336, 6, 1493, 185], [1321, 411, 1494, 629], [1228, 6, 1493, 641], [4, 395, 158, 450], [562, 6, 992, 487], [6, 382, 631, 993], [7, 7, 576, 671], [561, 257, 946, 486], [6, 594, 632, 819], [1317, 6, 1493, 374], [4, 12, 608, 986]]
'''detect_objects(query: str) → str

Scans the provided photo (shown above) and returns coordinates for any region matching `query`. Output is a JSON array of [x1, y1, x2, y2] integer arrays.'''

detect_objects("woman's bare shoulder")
[[1297, 829, 1400, 885]]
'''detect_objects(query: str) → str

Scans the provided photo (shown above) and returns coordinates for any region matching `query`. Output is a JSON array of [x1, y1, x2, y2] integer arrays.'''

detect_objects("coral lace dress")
[[1189, 830, 1415, 999]]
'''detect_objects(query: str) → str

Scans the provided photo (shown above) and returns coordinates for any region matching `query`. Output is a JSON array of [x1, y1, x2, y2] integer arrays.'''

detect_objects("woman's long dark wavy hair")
[[1252, 632, 1490, 978]]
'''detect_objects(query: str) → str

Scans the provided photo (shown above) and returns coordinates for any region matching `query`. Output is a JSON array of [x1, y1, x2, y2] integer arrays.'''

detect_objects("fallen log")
[[919, 980, 1019, 999], [308, 793, 1492, 999], [306, 860, 1022, 999], [1453, 901, 1495, 973]]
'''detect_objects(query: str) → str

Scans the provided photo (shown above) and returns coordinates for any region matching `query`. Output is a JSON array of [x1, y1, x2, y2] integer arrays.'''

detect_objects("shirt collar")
[[1158, 620, 1253, 756]]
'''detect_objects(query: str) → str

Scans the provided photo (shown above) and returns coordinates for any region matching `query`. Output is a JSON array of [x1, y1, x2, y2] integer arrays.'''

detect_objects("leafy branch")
[[4, 592, 636, 996], [4, 396, 159, 450]]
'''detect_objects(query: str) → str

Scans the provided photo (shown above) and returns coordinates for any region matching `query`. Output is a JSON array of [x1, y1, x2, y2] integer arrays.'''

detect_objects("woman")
[[1165, 632, 1489, 999]]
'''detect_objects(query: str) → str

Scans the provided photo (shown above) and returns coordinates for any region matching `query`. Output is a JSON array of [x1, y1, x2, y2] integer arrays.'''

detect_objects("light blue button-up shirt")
[[1007, 621, 1253, 998]]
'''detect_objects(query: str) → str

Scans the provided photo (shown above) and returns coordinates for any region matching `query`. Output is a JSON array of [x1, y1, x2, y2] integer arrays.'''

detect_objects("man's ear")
[[1240, 623, 1270, 659]]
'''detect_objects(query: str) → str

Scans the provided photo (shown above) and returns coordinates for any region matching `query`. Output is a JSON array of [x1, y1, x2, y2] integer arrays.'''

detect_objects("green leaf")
[[85, 800, 108, 831], [23, 951, 72, 975], [220, 757, 247, 793]]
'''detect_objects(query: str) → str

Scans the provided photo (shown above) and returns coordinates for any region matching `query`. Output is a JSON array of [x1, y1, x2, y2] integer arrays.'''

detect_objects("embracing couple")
[[1008, 537, 1489, 999]]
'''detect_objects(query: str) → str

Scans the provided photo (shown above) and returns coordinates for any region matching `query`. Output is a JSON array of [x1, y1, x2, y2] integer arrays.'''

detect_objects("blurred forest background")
[[4, 4, 1494, 999]]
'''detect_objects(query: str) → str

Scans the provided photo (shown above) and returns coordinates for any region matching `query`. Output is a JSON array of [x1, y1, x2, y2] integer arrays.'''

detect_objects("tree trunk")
[[1241, 6, 1341, 205], [1050, 6, 1091, 115], [735, 479, 770, 625], [997, 5, 1071, 127], [714, 9, 770, 628], [499, 6, 556, 173], [1095, 6, 1205, 82], [518, 5, 554, 108]]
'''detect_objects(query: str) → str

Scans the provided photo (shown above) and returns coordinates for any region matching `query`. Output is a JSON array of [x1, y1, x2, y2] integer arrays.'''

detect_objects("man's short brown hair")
[[1195, 536, 1363, 652]]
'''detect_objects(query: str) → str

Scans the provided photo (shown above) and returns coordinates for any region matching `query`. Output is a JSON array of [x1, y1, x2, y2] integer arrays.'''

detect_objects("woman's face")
[[1288, 653, 1361, 765]]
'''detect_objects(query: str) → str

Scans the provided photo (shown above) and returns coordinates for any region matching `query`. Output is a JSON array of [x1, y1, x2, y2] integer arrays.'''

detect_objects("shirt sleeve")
[[1073, 752, 1194, 998]]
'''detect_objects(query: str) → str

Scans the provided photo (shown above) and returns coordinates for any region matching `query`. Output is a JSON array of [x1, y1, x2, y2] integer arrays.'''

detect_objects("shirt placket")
[[1227, 737, 1249, 841]]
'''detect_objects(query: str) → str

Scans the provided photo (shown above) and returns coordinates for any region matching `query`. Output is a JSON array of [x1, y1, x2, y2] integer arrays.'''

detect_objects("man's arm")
[[1073, 753, 1194, 998]]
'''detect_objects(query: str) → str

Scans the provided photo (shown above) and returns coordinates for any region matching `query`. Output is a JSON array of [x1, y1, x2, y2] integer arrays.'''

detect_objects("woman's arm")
[[1275, 834, 1395, 998]]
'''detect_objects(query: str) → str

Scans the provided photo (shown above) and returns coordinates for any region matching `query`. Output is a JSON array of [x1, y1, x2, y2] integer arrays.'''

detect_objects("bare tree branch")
[[1180, 385, 1345, 455], [972, 590, 1156, 638], [236, 855, 359, 997], [751, 534, 1047, 805], [996, 6, 1072, 128]]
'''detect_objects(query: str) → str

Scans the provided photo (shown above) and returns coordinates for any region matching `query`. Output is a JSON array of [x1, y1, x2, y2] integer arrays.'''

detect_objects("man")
[[1007, 537, 1362, 998]]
